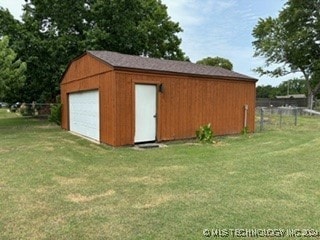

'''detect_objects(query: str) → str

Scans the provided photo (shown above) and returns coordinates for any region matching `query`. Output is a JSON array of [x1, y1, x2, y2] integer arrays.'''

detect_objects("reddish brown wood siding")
[[60, 54, 115, 145], [114, 73, 134, 146], [99, 71, 116, 145], [112, 71, 255, 145], [61, 53, 256, 147]]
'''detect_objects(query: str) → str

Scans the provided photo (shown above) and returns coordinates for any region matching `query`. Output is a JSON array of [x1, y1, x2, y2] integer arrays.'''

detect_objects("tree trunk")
[[303, 71, 313, 109], [307, 91, 314, 109]]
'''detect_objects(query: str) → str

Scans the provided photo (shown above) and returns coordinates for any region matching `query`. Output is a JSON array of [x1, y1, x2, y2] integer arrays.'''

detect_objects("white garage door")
[[69, 90, 100, 141]]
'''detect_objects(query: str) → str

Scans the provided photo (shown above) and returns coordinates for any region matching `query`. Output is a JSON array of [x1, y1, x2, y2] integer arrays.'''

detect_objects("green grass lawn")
[[1, 109, 320, 239]]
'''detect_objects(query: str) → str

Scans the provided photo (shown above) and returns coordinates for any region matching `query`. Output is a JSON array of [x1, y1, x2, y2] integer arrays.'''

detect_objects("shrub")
[[49, 103, 62, 125], [196, 123, 214, 143]]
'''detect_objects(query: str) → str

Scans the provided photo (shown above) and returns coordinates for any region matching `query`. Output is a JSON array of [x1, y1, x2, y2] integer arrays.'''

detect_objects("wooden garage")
[[60, 51, 257, 146]]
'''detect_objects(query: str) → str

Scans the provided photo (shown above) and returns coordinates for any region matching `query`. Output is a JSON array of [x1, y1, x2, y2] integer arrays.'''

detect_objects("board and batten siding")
[[61, 54, 117, 145], [112, 71, 255, 146]]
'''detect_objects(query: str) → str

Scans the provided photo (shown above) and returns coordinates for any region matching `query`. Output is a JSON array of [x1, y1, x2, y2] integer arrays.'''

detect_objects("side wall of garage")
[[113, 70, 256, 146]]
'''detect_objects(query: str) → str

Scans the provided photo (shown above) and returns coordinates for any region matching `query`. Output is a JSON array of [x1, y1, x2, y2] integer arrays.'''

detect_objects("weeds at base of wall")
[[241, 126, 249, 135], [196, 123, 214, 143]]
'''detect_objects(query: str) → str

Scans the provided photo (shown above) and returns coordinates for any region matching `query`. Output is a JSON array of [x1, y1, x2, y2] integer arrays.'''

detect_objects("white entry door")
[[135, 84, 157, 143], [69, 90, 100, 141]]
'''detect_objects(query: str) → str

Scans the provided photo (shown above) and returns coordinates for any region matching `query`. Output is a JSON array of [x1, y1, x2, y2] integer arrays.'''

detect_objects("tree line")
[[256, 78, 308, 98], [0, 0, 187, 103]]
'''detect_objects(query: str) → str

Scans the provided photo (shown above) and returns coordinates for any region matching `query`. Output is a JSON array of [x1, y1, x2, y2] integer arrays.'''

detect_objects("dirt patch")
[[35, 187, 48, 194], [61, 138, 77, 144], [214, 141, 229, 147], [0, 181, 6, 189], [53, 176, 87, 186], [184, 142, 201, 146], [283, 172, 309, 181], [127, 176, 167, 185], [133, 191, 207, 209], [157, 165, 186, 171], [133, 194, 173, 209], [66, 190, 115, 203], [59, 156, 74, 163], [44, 146, 54, 151], [36, 125, 57, 129], [0, 148, 11, 153]]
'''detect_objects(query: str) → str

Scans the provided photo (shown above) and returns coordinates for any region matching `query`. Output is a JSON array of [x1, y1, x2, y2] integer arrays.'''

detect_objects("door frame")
[[132, 82, 160, 143]]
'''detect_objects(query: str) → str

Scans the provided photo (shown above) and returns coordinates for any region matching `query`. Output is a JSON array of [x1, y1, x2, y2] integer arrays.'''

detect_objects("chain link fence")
[[11, 102, 52, 118], [255, 107, 302, 132]]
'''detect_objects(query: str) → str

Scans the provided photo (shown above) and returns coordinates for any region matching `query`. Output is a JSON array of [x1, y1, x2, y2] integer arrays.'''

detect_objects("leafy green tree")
[[256, 85, 277, 98], [277, 78, 307, 96], [2, 0, 186, 102], [0, 36, 26, 103], [256, 79, 307, 99], [13, 0, 91, 102], [0, 7, 22, 41], [86, 0, 185, 60], [252, 0, 320, 109], [196, 56, 233, 70]]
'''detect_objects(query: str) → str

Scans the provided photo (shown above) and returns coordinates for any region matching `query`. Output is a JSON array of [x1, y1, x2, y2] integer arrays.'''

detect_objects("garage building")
[[60, 51, 257, 146]]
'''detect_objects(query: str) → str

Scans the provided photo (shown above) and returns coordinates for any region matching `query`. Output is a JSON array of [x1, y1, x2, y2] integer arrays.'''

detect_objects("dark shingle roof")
[[87, 50, 257, 81]]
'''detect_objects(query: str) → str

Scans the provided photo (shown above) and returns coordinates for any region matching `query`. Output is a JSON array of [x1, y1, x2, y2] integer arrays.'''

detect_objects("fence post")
[[260, 108, 264, 131], [294, 108, 298, 126], [279, 108, 283, 128]]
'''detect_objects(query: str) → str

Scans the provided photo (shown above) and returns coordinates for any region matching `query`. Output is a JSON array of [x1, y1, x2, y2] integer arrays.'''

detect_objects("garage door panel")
[[69, 90, 100, 141]]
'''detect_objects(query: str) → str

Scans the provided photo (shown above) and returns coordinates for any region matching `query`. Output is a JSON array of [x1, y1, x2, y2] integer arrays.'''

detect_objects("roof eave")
[[86, 51, 115, 70], [113, 66, 258, 82]]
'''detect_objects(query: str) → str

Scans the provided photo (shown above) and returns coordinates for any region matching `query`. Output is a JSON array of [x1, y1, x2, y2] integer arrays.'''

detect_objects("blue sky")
[[1, 0, 300, 86]]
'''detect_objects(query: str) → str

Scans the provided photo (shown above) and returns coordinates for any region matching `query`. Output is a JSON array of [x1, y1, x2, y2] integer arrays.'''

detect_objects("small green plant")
[[196, 123, 214, 143], [241, 126, 249, 135], [49, 103, 62, 125]]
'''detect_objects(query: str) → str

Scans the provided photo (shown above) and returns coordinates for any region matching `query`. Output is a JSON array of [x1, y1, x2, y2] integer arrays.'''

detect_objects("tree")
[[0, 7, 22, 41], [256, 78, 307, 99], [252, 0, 320, 109], [1, 0, 186, 102], [196, 56, 233, 70], [277, 78, 307, 96], [14, 0, 92, 102], [256, 85, 278, 98], [87, 0, 186, 60], [0, 36, 26, 103]]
